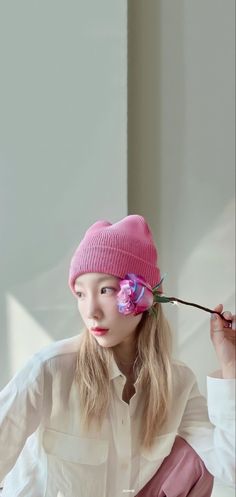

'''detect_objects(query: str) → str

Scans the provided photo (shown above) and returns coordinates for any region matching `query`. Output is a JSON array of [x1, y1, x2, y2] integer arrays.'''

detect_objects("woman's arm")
[[178, 365, 235, 485]]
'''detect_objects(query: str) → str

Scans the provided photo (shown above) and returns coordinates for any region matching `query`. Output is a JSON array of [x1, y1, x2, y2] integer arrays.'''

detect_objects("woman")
[[0, 215, 235, 497]]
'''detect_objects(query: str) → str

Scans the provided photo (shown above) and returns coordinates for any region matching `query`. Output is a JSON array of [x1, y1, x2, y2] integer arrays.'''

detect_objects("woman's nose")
[[86, 298, 103, 320]]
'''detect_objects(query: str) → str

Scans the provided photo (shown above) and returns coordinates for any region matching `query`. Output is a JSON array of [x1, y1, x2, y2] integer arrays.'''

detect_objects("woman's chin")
[[93, 335, 119, 348]]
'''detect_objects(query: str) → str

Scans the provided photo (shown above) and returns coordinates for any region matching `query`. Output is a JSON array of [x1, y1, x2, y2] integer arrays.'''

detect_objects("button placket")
[[111, 375, 133, 494], [118, 404, 132, 493]]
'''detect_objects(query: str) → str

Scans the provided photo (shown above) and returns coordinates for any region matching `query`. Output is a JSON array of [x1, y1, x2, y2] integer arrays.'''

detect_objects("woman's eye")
[[101, 287, 117, 295], [76, 291, 83, 298]]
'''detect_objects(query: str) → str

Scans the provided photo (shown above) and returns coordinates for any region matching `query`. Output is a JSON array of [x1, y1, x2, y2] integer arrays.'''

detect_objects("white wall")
[[128, 1, 235, 493], [0, 0, 127, 387]]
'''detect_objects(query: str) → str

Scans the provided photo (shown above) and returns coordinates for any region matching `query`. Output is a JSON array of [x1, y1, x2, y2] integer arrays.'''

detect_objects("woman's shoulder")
[[3, 334, 84, 391], [34, 333, 84, 372]]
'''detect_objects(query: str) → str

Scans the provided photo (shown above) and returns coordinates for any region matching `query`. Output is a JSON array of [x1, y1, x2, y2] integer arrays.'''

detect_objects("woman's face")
[[74, 272, 142, 348]]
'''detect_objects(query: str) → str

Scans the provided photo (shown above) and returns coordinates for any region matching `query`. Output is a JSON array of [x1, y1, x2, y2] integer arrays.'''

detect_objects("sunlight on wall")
[[171, 199, 235, 395], [6, 293, 52, 377], [178, 199, 235, 346]]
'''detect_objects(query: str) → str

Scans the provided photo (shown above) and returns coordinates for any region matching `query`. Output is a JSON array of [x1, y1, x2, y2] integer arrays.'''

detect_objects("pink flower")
[[117, 274, 154, 316]]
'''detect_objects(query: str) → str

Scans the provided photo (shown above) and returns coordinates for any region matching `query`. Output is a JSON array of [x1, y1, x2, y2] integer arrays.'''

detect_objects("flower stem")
[[158, 294, 232, 324]]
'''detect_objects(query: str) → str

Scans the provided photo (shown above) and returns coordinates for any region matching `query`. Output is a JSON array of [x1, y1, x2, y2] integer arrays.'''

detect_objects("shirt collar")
[[108, 354, 123, 380]]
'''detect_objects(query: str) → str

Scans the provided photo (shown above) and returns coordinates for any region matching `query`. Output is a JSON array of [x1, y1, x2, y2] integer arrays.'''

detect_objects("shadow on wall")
[[128, 1, 235, 393]]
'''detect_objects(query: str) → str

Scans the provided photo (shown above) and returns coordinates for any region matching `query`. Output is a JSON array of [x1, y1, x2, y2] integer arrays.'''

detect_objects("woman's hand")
[[210, 304, 236, 379]]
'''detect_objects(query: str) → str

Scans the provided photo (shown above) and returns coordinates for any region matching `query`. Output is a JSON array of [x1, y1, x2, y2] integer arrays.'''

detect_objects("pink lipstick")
[[90, 327, 109, 336]]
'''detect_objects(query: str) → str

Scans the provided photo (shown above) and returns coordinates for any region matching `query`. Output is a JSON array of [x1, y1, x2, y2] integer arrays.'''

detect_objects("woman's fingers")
[[211, 305, 236, 344], [222, 311, 233, 328]]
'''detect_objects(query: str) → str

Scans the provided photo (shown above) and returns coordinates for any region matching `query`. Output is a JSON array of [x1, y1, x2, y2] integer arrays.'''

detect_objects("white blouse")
[[0, 335, 235, 497]]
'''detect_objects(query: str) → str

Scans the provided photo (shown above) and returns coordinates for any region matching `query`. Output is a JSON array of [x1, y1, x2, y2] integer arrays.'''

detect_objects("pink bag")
[[136, 436, 214, 497]]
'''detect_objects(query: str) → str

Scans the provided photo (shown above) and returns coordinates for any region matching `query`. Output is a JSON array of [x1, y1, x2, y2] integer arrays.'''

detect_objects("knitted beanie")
[[69, 215, 161, 294]]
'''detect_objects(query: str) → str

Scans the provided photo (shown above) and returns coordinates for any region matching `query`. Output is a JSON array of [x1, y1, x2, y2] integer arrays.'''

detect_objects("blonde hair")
[[76, 304, 173, 449]]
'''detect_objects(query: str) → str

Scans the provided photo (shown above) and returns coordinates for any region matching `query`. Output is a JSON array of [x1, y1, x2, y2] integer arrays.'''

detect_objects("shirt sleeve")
[[178, 371, 235, 486], [0, 355, 44, 481]]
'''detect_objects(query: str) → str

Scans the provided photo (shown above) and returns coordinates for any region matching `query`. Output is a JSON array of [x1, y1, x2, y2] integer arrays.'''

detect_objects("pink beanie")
[[69, 215, 162, 294]]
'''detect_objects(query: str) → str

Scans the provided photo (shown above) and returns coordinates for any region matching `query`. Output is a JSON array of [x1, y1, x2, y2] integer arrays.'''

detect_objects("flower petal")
[[117, 274, 154, 315]]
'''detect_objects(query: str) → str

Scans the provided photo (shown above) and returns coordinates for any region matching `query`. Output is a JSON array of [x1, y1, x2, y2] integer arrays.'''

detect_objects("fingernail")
[[223, 311, 232, 319], [211, 313, 217, 320]]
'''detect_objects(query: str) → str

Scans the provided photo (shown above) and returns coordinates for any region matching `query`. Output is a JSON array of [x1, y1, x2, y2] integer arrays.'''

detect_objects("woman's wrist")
[[221, 362, 236, 379]]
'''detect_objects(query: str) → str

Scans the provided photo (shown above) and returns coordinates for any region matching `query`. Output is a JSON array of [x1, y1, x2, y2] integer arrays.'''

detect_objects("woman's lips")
[[90, 327, 109, 336]]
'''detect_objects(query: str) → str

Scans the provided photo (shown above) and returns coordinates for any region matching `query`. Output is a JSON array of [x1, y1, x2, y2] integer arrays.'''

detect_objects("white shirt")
[[0, 335, 235, 497]]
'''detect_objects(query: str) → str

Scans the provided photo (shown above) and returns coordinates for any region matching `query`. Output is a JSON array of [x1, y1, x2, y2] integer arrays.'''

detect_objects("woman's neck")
[[113, 339, 137, 378]]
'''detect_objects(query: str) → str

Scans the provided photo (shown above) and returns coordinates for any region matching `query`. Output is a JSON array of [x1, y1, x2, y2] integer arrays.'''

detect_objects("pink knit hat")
[[69, 215, 162, 294]]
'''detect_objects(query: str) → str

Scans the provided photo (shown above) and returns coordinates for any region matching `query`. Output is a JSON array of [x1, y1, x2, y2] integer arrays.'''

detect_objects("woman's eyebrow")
[[75, 275, 118, 290], [96, 276, 117, 283], [74, 285, 81, 292]]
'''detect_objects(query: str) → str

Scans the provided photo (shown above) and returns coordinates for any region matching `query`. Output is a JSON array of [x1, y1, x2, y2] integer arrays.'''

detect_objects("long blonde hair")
[[76, 304, 173, 449]]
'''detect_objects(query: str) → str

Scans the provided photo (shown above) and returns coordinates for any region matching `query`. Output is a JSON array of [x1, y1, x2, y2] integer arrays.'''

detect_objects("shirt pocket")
[[141, 432, 176, 461], [42, 428, 109, 497], [138, 432, 176, 491]]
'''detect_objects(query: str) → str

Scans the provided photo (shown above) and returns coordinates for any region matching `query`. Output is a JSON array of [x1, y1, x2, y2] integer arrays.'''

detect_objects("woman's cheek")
[[77, 300, 85, 314]]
